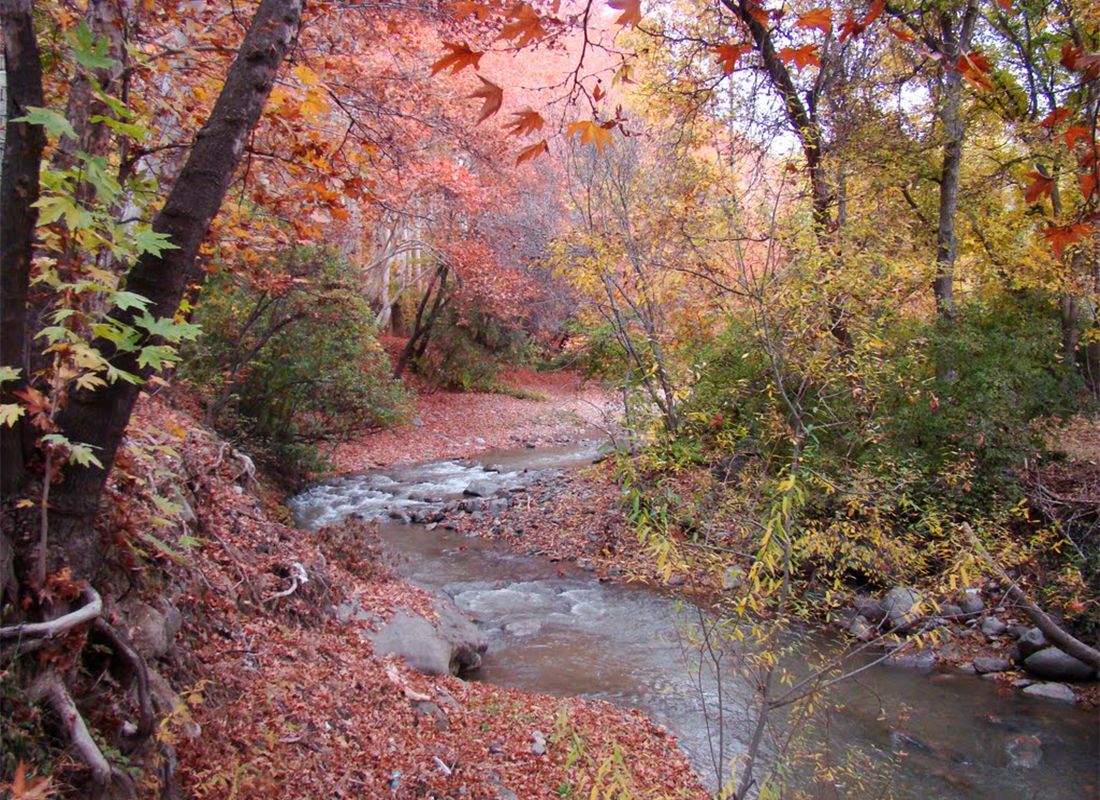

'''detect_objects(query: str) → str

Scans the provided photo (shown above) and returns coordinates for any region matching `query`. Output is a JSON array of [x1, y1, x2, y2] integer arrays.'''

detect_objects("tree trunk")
[[44, 0, 304, 579], [0, 0, 46, 498], [932, 0, 978, 322]]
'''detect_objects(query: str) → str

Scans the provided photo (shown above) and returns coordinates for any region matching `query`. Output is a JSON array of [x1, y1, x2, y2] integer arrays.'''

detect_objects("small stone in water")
[[531, 730, 547, 755]]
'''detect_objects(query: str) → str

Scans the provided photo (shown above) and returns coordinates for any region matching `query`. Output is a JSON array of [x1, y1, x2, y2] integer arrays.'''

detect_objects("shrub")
[[181, 247, 409, 479]]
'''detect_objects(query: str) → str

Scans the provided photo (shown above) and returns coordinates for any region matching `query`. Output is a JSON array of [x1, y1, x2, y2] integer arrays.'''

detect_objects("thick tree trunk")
[[0, 0, 46, 498], [45, 0, 304, 579]]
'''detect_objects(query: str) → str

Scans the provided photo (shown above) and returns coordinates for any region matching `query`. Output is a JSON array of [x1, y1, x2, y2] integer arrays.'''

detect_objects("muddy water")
[[290, 443, 1099, 799]]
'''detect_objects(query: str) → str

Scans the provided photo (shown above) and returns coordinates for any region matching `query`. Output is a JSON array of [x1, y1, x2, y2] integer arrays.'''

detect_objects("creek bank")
[[69, 395, 706, 800], [420, 463, 1098, 709]]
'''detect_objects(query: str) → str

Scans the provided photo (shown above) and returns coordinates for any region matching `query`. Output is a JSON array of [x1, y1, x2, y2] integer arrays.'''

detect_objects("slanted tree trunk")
[[0, 0, 46, 500], [44, 0, 304, 579]]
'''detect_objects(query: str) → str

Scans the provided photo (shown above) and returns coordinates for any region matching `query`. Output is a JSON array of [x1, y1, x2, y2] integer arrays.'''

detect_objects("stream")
[[290, 441, 1099, 799]]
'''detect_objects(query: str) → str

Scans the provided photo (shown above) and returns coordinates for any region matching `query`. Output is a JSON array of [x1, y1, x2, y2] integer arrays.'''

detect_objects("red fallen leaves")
[[119, 395, 705, 800]]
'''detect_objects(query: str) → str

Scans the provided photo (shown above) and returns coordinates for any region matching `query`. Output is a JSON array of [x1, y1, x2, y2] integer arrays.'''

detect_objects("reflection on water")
[[290, 446, 1100, 799]]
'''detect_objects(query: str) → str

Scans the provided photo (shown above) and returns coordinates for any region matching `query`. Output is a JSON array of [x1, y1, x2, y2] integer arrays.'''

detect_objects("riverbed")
[[289, 442, 1099, 799]]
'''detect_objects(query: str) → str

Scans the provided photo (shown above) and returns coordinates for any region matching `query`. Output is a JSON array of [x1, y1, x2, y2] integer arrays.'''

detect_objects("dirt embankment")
[[79, 387, 704, 800]]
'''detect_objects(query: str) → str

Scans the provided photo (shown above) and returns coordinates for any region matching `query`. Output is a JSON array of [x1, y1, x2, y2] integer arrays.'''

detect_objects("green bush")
[[181, 246, 409, 479], [418, 305, 534, 390]]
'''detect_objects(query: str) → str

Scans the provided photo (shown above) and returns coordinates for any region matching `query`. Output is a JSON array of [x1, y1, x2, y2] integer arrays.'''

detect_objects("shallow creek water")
[[289, 442, 1099, 799]]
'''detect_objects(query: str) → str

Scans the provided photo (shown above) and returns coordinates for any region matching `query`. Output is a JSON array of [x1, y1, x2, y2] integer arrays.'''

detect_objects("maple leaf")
[[609, 0, 642, 28], [887, 25, 914, 43], [567, 119, 614, 152], [746, 2, 770, 27], [450, 0, 490, 20], [714, 42, 751, 75], [504, 108, 545, 137], [469, 76, 503, 123], [778, 44, 820, 70], [516, 139, 549, 164], [1062, 125, 1091, 150], [5, 762, 53, 800], [840, 0, 884, 42], [1023, 170, 1054, 204], [430, 41, 484, 75], [1039, 107, 1071, 130], [1043, 221, 1093, 257], [995, 0, 1012, 8], [1081, 172, 1097, 200], [957, 50, 993, 91], [796, 7, 832, 35], [499, 3, 547, 46]]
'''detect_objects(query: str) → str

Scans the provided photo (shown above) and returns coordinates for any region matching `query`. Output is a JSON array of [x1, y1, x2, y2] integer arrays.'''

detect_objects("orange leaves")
[[449, 0, 491, 20], [516, 139, 549, 164], [504, 108, 545, 137], [1062, 125, 1092, 151], [468, 76, 503, 123], [887, 25, 914, 43], [1024, 170, 1054, 204], [956, 50, 993, 91], [1039, 107, 1071, 130], [1081, 173, 1097, 201], [499, 3, 546, 46], [1061, 42, 1100, 79], [609, 0, 643, 28], [714, 42, 751, 74], [778, 44, 820, 70], [567, 119, 614, 152], [795, 7, 832, 35], [431, 41, 484, 75], [839, 0, 884, 42], [1043, 222, 1093, 257]]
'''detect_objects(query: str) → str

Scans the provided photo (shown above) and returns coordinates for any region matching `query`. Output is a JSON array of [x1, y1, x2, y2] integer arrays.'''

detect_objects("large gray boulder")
[[958, 589, 985, 617], [1023, 647, 1095, 682], [1021, 682, 1077, 703], [1016, 627, 1049, 660], [883, 587, 924, 631], [464, 480, 500, 498], [371, 602, 487, 676]]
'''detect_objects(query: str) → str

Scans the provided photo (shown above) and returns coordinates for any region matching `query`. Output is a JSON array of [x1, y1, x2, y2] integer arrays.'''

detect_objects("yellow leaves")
[[291, 64, 320, 87], [714, 42, 751, 75], [499, 3, 546, 46], [795, 7, 832, 35], [777, 44, 820, 70], [430, 41, 484, 75], [504, 107, 545, 137], [469, 76, 503, 123], [608, 0, 642, 28], [300, 87, 330, 122], [567, 119, 614, 152], [516, 139, 549, 164]]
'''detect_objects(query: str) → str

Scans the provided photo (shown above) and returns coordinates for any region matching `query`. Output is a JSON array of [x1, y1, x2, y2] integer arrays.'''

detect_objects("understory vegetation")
[[1, 0, 1097, 798]]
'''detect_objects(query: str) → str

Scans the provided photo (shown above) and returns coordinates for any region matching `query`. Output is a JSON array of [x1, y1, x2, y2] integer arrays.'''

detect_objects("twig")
[[264, 561, 308, 603]]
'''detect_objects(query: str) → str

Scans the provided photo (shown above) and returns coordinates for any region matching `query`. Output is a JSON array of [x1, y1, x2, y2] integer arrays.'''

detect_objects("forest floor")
[[331, 368, 618, 470], [99, 380, 706, 800]]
